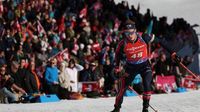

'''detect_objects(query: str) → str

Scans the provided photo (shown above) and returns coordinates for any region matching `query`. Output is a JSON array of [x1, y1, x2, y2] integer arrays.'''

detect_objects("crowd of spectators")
[[0, 0, 199, 103]]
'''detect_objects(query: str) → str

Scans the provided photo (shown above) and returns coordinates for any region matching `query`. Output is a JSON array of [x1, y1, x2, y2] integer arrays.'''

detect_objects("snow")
[[1, 90, 200, 112]]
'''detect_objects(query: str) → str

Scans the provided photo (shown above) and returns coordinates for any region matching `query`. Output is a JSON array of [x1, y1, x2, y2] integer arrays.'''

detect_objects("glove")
[[149, 34, 155, 42], [171, 52, 181, 63]]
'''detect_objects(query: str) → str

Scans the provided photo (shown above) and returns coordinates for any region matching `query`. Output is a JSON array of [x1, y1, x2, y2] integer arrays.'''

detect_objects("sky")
[[114, 0, 200, 34]]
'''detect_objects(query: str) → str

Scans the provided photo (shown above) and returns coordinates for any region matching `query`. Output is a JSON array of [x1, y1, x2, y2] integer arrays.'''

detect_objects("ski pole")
[[128, 86, 158, 112], [158, 39, 200, 81], [171, 52, 200, 80], [179, 62, 199, 80]]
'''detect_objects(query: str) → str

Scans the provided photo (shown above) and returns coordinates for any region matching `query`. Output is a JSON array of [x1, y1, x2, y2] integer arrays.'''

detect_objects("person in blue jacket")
[[44, 58, 59, 94]]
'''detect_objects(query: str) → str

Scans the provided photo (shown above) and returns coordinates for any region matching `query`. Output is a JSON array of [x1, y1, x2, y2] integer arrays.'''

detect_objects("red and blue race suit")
[[114, 33, 153, 109]]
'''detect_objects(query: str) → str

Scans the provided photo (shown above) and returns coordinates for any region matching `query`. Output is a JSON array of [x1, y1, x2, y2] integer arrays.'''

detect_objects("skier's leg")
[[111, 77, 126, 112], [141, 66, 153, 112], [111, 73, 136, 112]]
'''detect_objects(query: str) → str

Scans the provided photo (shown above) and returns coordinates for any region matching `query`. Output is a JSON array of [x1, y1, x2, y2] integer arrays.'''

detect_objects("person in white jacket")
[[58, 62, 71, 91], [65, 59, 83, 92]]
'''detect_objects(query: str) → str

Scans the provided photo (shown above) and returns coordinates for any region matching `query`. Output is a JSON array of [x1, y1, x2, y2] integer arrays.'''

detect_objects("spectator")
[[180, 56, 194, 76], [12, 58, 37, 93], [27, 59, 40, 93], [109, 47, 115, 65], [3, 29, 16, 52], [44, 58, 59, 94], [0, 50, 6, 65], [89, 62, 101, 82], [99, 45, 110, 65], [170, 59, 182, 88], [0, 64, 26, 103], [8, 61, 23, 88], [65, 59, 83, 92], [35, 47, 48, 67], [79, 61, 90, 82], [3, 29, 17, 62], [12, 44, 25, 62], [103, 58, 115, 95], [154, 52, 169, 76], [77, 43, 85, 65], [58, 62, 71, 99]]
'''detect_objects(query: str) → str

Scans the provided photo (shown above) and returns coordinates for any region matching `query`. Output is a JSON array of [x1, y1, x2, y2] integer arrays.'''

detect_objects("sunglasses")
[[125, 24, 136, 30], [124, 31, 136, 36]]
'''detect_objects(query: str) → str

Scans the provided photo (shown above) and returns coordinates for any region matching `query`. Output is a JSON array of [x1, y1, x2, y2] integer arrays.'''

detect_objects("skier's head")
[[123, 20, 137, 41], [124, 19, 136, 30]]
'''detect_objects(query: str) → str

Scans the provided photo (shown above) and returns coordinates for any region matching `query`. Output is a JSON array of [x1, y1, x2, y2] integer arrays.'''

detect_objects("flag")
[[58, 16, 65, 32], [92, 42, 101, 52], [105, 33, 112, 45], [79, 6, 87, 18], [49, 48, 70, 63], [93, 1, 102, 11], [37, 20, 46, 34], [15, 20, 22, 32], [0, 3, 3, 14], [35, 48, 70, 79]]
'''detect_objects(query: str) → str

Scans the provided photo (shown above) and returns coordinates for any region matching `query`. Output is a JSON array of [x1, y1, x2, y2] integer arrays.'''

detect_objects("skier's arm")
[[156, 37, 181, 62], [141, 33, 155, 43], [114, 40, 125, 73], [142, 32, 180, 61], [115, 40, 124, 67]]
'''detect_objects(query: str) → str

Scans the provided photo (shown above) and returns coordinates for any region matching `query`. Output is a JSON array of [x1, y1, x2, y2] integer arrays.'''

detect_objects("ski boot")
[[142, 99, 149, 112], [110, 107, 120, 112], [142, 108, 149, 112]]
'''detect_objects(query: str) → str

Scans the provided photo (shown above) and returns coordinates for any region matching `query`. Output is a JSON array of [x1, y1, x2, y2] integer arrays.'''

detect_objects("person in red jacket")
[[111, 20, 155, 112]]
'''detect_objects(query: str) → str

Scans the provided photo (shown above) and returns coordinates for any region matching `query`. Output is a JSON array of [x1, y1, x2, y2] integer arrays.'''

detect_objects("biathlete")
[[111, 20, 155, 112]]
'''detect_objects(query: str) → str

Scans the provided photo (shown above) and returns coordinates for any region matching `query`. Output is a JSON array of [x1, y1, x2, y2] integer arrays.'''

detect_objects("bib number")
[[131, 52, 143, 59]]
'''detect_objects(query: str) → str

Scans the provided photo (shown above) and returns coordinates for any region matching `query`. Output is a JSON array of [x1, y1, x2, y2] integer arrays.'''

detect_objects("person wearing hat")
[[111, 20, 155, 112]]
